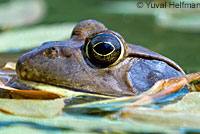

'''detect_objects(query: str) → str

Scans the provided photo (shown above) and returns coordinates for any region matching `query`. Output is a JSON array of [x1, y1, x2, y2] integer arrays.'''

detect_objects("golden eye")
[[84, 32, 124, 68]]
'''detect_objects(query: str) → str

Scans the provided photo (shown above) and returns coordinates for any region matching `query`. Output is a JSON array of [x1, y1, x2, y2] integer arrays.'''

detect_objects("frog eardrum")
[[84, 31, 125, 68]]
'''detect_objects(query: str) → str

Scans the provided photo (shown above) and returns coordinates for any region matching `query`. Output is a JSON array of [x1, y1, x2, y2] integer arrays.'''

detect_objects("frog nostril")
[[51, 47, 56, 51], [50, 47, 59, 57], [43, 47, 60, 57]]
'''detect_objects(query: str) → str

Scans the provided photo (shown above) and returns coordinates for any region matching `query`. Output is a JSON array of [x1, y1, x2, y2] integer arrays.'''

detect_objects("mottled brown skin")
[[16, 20, 185, 96]]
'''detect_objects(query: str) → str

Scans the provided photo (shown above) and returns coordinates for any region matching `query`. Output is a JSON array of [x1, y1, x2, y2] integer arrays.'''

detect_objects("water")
[[1, 0, 200, 73], [1, 0, 200, 133]]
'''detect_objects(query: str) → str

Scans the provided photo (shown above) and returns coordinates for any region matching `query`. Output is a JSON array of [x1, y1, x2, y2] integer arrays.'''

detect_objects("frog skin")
[[16, 20, 186, 97]]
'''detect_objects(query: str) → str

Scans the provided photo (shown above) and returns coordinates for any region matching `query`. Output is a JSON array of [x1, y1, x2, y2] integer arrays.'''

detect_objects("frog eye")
[[84, 32, 124, 68]]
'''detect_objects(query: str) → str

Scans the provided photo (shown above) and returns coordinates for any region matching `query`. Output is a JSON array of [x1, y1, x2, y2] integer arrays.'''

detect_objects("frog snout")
[[16, 52, 36, 80], [16, 44, 81, 85]]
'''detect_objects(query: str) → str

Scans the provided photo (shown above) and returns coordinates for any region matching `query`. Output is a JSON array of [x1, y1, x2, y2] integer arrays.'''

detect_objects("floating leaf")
[[163, 92, 200, 113], [0, 86, 62, 100], [120, 107, 200, 131], [0, 0, 46, 28], [1, 62, 16, 70], [0, 111, 176, 133], [118, 92, 200, 131], [155, 10, 200, 32], [0, 98, 64, 118], [121, 108, 200, 130], [0, 23, 75, 52]]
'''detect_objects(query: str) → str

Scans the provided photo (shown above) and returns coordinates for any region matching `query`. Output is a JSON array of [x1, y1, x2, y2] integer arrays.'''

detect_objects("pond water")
[[1, 0, 200, 73], [1, 0, 200, 133]]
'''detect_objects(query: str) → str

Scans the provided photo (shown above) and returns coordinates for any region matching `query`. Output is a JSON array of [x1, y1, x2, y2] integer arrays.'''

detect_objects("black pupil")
[[93, 43, 114, 55]]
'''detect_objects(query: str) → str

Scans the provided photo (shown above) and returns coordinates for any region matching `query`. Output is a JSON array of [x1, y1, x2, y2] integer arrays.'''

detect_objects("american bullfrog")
[[15, 20, 200, 97]]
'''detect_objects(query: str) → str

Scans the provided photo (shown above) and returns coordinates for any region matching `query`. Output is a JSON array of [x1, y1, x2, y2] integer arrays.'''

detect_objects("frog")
[[15, 20, 200, 97]]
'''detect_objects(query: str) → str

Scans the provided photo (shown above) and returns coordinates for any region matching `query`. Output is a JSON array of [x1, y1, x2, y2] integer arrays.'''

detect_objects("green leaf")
[[0, 23, 75, 52], [0, 111, 176, 133], [163, 92, 200, 113], [0, 0, 46, 28], [119, 92, 200, 131], [0, 98, 64, 118]]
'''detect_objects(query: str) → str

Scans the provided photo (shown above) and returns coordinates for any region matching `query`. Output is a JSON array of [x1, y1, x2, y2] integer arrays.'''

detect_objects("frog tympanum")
[[15, 20, 200, 97]]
